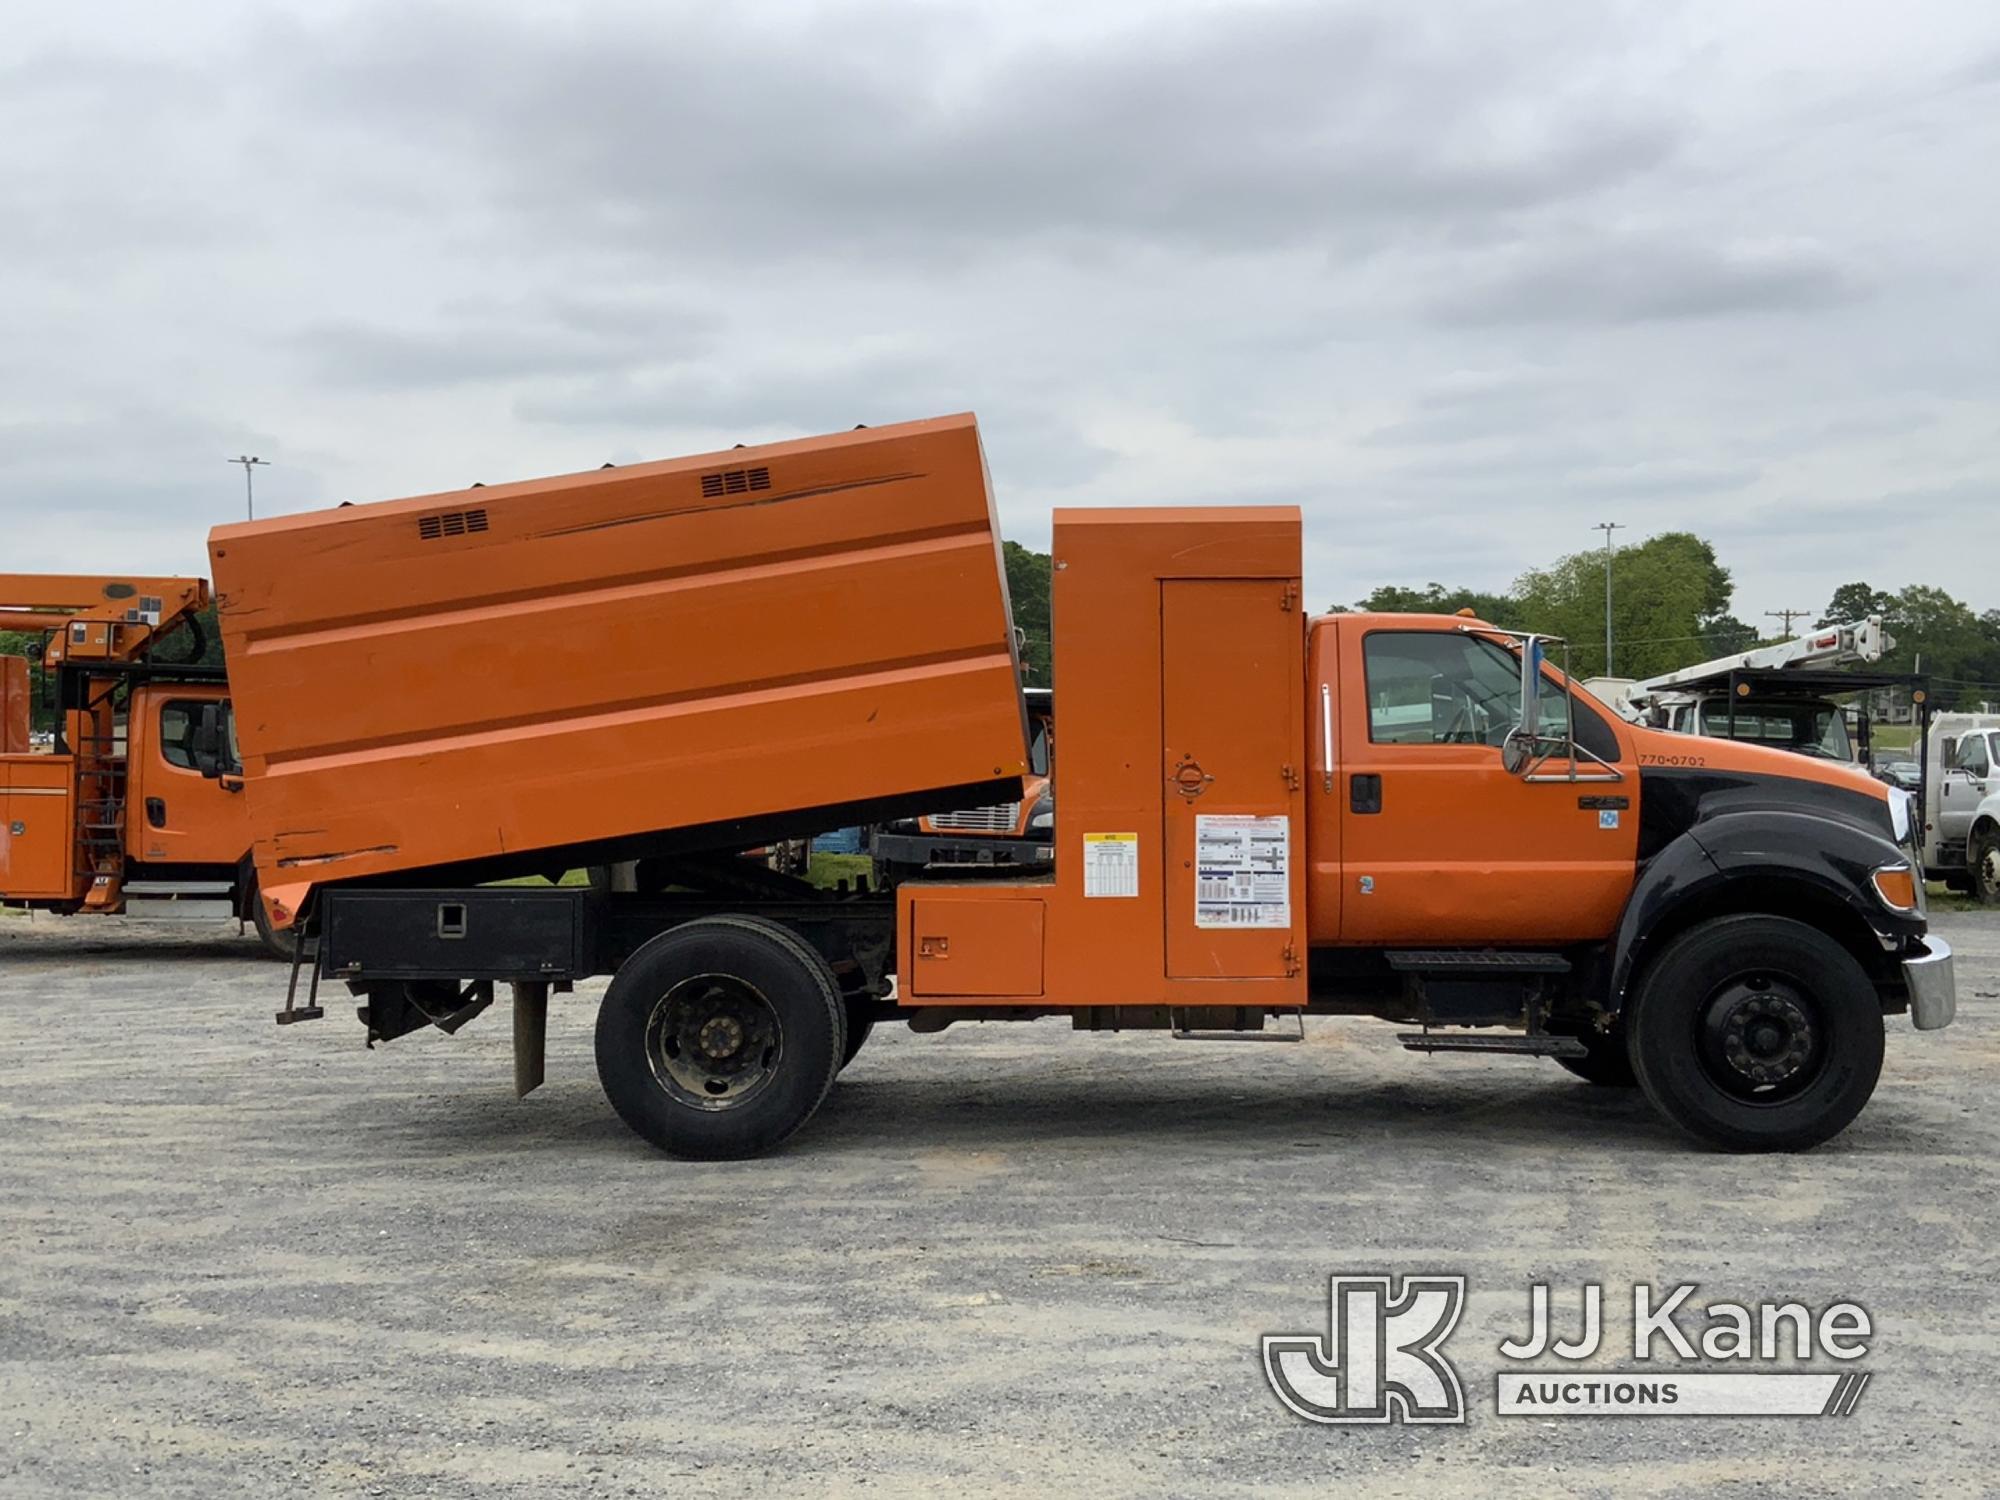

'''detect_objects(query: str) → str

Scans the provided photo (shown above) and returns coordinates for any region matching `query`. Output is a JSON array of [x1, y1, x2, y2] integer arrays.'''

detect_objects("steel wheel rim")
[[1692, 971, 1826, 1105], [644, 973, 784, 1111]]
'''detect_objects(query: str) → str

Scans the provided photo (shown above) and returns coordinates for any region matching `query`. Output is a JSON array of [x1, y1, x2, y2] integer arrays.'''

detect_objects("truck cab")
[[0, 575, 287, 954], [1652, 692, 1855, 760], [1924, 717, 2000, 903]]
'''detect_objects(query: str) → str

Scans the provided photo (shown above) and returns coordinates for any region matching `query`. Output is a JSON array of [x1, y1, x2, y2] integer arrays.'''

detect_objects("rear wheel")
[[1971, 829, 2000, 906], [595, 915, 845, 1159], [1555, 1027, 1636, 1087], [1627, 915, 1883, 1151]]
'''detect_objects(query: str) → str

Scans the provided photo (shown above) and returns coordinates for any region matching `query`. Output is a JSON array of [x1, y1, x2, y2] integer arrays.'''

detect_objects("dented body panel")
[[209, 414, 1029, 906]]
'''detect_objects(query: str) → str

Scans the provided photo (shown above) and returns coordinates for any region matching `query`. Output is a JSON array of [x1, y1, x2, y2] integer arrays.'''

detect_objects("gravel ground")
[[1, 908, 1995, 1498]]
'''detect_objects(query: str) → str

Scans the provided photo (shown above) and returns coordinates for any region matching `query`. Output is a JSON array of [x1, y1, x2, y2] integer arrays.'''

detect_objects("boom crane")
[[1628, 617, 1894, 704]]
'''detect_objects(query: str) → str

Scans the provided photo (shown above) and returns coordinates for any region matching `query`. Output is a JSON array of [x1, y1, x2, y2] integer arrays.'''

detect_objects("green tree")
[[1002, 541, 1052, 685], [1512, 532, 1738, 679], [1819, 582, 1894, 627], [1352, 583, 1523, 628]]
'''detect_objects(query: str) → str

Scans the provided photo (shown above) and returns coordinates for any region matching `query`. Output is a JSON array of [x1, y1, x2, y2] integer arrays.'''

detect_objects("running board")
[[1172, 1011, 1305, 1043], [125, 897, 235, 921], [1397, 1032, 1587, 1058]]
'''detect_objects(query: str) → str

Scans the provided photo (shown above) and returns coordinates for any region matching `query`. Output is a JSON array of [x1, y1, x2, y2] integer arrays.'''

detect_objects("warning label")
[[1082, 832, 1139, 898], [1193, 815, 1290, 928]]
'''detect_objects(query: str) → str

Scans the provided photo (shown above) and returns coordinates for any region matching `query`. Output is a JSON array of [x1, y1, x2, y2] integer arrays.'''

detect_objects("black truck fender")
[[1605, 808, 1920, 1013]]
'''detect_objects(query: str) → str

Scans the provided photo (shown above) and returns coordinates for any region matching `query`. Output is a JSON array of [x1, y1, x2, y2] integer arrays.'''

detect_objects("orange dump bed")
[[209, 414, 1028, 898]]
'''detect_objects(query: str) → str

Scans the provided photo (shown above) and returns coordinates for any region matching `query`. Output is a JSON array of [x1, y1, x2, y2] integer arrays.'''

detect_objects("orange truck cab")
[[0, 578, 283, 954], [208, 414, 1955, 1159]]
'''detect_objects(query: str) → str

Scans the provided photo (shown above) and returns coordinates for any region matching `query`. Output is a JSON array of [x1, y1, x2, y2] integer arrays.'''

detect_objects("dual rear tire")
[[595, 915, 858, 1160]]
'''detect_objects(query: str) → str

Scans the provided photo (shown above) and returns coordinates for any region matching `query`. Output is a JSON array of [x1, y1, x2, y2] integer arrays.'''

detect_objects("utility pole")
[[1593, 522, 1623, 675], [227, 455, 269, 520], [1765, 607, 1809, 637]]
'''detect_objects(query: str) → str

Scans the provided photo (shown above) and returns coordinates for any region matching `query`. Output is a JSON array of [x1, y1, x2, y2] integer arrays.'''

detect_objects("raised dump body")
[[208, 414, 1028, 910]]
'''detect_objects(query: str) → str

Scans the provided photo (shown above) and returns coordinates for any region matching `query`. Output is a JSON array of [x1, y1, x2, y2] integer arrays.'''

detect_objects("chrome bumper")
[[1903, 935, 1956, 1031]]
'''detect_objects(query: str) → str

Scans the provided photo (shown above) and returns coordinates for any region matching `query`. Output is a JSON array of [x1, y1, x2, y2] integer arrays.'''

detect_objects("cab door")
[[1938, 731, 1991, 853], [128, 686, 250, 867], [1332, 622, 1638, 945]]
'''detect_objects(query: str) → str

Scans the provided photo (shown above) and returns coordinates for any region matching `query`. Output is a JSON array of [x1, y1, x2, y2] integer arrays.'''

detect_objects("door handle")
[[1350, 773, 1382, 814], [145, 797, 166, 829]]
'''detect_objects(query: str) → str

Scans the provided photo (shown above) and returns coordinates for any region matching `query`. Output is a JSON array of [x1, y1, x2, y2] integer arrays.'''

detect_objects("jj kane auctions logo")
[[1264, 1276, 1874, 1423]]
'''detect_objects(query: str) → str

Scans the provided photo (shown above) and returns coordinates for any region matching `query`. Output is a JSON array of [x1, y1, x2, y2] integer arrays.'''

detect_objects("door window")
[[1963, 734, 1992, 779], [158, 699, 239, 773], [1365, 632, 1578, 746], [159, 701, 201, 769]]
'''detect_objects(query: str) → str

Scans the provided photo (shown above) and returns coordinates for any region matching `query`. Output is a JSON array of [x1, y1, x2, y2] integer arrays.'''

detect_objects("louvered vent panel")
[[699, 466, 772, 499], [417, 507, 489, 541]]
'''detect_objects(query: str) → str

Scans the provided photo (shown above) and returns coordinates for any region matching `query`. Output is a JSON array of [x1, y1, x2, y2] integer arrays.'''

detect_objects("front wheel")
[[1627, 915, 1883, 1151], [1971, 829, 2000, 906], [595, 915, 845, 1159]]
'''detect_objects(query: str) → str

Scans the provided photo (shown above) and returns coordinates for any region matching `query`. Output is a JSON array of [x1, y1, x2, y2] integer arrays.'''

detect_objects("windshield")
[[1700, 699, 1852, 760]]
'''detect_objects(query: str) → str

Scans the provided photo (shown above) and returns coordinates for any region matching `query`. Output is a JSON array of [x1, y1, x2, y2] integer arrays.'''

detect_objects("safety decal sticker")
[[1194, 815, 1290, 928], [1082, 832, 1140, 898]]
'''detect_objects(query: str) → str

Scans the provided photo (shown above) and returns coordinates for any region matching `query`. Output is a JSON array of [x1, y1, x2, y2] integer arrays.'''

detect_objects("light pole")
[[227, 455, 269, 520], [1593, 522, 1623, 675]]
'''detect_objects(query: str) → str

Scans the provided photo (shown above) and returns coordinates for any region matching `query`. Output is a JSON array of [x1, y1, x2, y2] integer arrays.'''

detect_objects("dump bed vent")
[[417, 508, 490, 541], [700, 466, 772, 499]]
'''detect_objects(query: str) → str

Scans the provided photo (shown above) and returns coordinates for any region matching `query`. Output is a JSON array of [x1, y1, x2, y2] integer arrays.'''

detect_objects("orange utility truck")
[[208, 414, 1954, 1158], [0, 576, 286, 953]]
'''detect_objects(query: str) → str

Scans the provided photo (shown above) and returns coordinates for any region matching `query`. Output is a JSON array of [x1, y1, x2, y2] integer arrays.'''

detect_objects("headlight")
[[1027, 793, 1053, 832], [1887, 787, 1913, 845]]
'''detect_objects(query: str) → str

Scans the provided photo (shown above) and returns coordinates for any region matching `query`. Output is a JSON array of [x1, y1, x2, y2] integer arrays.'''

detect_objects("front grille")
[[929, 802, 1020, 833]]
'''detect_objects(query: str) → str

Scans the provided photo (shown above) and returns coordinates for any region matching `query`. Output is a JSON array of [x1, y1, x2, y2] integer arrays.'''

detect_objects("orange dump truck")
[[208, 414, 1954, 1158]]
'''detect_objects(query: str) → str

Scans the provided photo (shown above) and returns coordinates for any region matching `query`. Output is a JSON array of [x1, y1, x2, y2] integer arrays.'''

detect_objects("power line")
[[1765, 607, 1811, 635]]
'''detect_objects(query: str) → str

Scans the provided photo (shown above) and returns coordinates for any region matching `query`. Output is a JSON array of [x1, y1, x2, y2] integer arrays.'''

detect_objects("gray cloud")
[[296, 295, 717, 389], [0, 0, 1995, 629], [269, 1, 1684, 265], [1429, 235, 1865, 325]]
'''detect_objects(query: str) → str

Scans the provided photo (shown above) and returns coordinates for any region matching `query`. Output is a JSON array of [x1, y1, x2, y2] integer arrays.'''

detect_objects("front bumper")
[[1903, 935, 1956, 1030]]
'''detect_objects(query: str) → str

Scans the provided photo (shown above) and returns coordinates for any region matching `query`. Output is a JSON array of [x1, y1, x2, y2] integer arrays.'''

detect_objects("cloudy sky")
[[5, 0, 1997, 621]]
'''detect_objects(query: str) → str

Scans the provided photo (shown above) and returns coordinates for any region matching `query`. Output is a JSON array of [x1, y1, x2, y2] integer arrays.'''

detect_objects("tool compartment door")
[[1, 756, 77, 899], [1162, 581, 1302, 979]]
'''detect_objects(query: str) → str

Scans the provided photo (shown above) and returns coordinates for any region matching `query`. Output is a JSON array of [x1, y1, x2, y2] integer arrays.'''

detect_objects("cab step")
[[125, 897, 235, 921], [1396, 1032, 1587, 1058]]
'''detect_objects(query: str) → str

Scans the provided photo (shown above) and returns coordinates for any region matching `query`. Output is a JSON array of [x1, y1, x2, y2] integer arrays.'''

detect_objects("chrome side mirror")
[[1501, 636, 1545, 777]]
